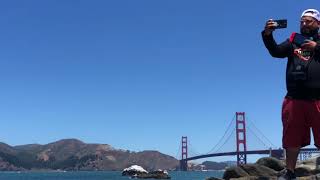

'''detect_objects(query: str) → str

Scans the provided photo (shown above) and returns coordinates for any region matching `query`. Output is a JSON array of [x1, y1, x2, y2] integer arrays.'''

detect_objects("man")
[[262, 9, 320, 180]]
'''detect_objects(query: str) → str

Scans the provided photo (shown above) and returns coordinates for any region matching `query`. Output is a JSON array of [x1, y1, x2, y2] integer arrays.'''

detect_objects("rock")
[[296, 155, 320, 171], [122, 165, 148, 176], [310, 168, 320, 175], [223, 164, 278, 180], [206, 177, 223, 180], [212, 156, 320, 180], [295, 167, 312, 177], [223, 166, 250, 180], [229, 176, 277, 180], [137, 169, 171, 179], [296, 175, 317, 180], [297, 158, 317, 170], [316, 157, 320, 169], [255, 157, 285, 171], [122, 166, 171, 179], [240, 164, 278, 177]]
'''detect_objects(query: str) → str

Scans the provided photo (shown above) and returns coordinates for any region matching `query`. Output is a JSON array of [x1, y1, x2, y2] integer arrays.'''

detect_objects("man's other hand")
[[301, 40, 317, 51]]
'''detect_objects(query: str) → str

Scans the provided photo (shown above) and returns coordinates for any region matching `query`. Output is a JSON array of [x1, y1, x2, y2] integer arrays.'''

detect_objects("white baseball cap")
[[301, 9, 320, 21]]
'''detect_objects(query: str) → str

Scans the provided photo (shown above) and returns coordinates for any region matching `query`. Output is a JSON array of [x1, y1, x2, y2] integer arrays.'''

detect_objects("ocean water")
[[0, 171, 224, 180]]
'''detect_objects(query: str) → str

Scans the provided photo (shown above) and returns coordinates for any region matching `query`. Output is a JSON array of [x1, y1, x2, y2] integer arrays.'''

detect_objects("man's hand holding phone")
[[264, 19, 276, 35], [264, 19, 287, 36]]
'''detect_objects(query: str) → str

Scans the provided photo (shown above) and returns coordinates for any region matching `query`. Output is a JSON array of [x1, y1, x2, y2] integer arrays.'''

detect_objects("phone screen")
[[274, 19, 287, 29], [293, 33, 307, 47]]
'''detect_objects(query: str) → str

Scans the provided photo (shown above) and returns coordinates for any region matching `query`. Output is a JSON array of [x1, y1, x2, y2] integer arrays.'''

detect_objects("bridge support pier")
[[181, 136, 188, 171], [236, 112, 247, 165], [180, 160, 188, 171]]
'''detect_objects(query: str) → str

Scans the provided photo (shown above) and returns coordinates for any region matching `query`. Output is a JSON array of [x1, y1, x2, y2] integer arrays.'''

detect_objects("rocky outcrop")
[[296, 156, 320, 170], [122, 165, 148, 176], [222, 166, 250, 179], [207, 156, 320, 180], [206, 177, 223, 180], [122, 165, 170, 179], [255, 157, 285, 171], [222, 164, 278, 180], [136, 170, 171, 179], [294, 166, 313, 177]]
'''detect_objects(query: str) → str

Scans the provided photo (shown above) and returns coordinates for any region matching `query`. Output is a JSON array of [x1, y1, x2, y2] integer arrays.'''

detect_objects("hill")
[[0, 139, 179, 171]]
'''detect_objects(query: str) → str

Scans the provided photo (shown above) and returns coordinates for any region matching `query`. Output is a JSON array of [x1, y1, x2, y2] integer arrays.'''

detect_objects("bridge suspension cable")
[[246, 116, 277, 149], [176, 141, 182, 160], [214, 127, 236, 153], [206, 114, 236, 154], [188, 141, 201, 157], [247, 126, 269, 149]]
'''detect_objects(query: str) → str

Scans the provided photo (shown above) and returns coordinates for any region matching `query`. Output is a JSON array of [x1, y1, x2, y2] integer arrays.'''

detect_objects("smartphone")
[[292, 33, 308, 47], [274, 19, 287, 29]]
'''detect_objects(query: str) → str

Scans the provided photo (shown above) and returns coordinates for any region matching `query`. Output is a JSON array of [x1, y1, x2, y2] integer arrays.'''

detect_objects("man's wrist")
[[263, 30, 273, 36]]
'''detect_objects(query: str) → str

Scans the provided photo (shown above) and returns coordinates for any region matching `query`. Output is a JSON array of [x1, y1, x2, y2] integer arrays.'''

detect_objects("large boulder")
[[137, 169, 171, 179], [122, 166, 171, 179], [122, 165, 148, 176], [240, 164, 278, 177], [223, 164, 278, 180], [229, 177, 277, 180], [255, 157, 285, 171], [294, 166, 312, 177], [311, 168, 320, 175], [222, 166, 250, 180], [296, 155, 320, 171], [206, 177, 223, 180], [316, 156, 320, 169], [210, 156, 320, 180]]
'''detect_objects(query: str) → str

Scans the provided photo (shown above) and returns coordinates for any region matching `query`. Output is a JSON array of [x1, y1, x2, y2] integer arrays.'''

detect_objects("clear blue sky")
[[0, 0, 319, 162]]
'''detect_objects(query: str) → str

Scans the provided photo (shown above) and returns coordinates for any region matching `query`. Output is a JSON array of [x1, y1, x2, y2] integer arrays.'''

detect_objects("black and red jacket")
[[262, 31, 320, 99]]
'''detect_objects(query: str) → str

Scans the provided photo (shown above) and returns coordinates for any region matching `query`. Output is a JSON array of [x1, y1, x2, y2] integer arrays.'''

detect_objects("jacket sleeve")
[[261, 31, 292, 58]]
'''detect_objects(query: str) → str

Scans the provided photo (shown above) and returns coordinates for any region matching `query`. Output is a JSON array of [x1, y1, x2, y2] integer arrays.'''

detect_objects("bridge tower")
[[236, 112, 247, 165], [180, 136, 188, 171]]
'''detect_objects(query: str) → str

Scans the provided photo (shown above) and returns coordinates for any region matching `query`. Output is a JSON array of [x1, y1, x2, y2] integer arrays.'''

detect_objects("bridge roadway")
[[184, 148, 319, 161]]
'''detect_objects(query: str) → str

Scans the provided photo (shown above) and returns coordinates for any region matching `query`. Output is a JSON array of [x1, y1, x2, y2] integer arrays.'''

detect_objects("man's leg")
[[282, 99, 307, 171], [285, 147, 300, 172]]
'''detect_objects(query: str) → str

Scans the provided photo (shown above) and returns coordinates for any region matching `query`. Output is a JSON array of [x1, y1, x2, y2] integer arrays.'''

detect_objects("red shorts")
[[282, 98, 320, 148]]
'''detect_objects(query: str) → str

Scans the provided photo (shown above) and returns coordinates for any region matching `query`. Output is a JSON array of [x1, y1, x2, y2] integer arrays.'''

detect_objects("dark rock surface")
[[240, 164, 278, 177], [208, 156, 320, 180], [255, 157, 285, 171], [294, 167, 312, 177], [206, 177, 223, 180], [136, 170, 171, 179], [222, 166, 250, 180], [223, 164, 277, 180]]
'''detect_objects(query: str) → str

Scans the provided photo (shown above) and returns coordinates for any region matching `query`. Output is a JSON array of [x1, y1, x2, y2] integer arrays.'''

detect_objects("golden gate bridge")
[[179, 112, 320, 171]]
